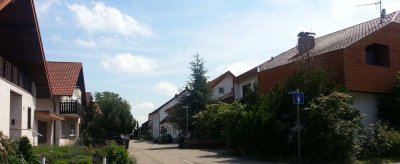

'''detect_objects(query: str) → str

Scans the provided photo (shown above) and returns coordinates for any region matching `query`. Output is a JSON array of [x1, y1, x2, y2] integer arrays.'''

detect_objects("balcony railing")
[[59, 100, 85, 117], [0, 56, 32, 93]]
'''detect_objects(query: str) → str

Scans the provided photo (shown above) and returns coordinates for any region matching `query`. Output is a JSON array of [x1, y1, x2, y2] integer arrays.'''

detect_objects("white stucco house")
[[0, 0, 53, 146], [0, 0, 89, 146], [209, 71, 236, 102], [35, 62, 87, 146], [149, 89, 188, 142], [148, 71, 237, 142], [233, 67, 258, 100]]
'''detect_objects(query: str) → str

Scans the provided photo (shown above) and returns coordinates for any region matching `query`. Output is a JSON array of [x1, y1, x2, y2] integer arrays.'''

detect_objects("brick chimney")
[[297, 32, 315, 54]]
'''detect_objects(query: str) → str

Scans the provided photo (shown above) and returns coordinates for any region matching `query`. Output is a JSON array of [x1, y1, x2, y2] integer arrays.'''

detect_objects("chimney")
[[297, 31, 316, 54]]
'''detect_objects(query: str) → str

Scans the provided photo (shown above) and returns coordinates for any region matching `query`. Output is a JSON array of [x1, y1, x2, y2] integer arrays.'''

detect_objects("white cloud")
[[131, 102, 155, 124], [153, 81, 178, 97], [101, 53, 158, 74], [35, 0, 60, 14], [74, 36, 120, 48], [68, 2, 152, 37], [49, 34, 62, 42], [74, 38, 96, 48], [215, 62, 252, 76]]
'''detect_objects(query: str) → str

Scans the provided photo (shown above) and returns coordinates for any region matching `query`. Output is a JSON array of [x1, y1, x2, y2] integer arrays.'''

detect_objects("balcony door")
[[38, 121, 47, 144]]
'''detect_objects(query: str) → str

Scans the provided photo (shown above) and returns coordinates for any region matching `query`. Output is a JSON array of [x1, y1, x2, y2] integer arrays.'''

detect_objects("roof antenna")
[[358, 0, 386, 23]]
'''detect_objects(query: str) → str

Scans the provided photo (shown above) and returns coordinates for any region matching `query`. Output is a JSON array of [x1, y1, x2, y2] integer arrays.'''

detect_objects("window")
[[27, 107, 31, 129], [70, 124, 76, 136], [62, 122, 76, 137], [366, 43, 390, 67], [242, 83, 251, 100], [62, 122, 67, 137], [218, 87, 225, 94]]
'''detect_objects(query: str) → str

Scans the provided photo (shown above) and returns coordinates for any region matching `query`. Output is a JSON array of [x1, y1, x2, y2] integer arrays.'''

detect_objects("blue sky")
[[34, 0, 400, 124]]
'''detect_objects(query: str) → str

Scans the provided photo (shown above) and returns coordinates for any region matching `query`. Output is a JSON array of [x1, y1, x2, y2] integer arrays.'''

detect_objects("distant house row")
[[0, 0, 88, 146], [146, 10, 400, 141]]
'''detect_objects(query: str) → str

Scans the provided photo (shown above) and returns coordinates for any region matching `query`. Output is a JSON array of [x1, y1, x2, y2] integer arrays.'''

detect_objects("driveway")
[[128, 140, 274, 164]]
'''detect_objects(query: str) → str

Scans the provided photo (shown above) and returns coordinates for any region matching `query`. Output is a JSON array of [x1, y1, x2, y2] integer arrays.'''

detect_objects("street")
[[129, 140, 273, 164]]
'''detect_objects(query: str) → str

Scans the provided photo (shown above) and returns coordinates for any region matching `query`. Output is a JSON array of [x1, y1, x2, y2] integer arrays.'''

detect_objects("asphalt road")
[[128, 140, 273, 164]]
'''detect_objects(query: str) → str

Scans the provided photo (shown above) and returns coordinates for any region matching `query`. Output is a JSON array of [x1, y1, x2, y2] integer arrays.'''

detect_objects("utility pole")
[[182, 106, 189, 149], [186, 106, 189, 149]]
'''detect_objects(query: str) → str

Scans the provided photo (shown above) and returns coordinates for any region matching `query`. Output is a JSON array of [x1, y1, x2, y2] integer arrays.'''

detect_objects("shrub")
[[357, 123, 400, 159], [103, 141, 133, 164], [18, 136, 38, 163], [302, 92, 363, 162], [33, 145, 90, 163], [194, 102, 232, 139], [378, 72, 400, 129], [70, 155, 92, 164], [0, 132, 28, 164]]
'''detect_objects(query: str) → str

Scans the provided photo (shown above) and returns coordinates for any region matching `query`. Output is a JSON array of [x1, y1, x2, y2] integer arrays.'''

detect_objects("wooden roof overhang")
[[0, 0, 51, 98]]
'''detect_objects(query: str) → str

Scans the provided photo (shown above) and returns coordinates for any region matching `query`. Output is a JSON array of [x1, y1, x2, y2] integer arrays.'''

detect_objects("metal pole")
[[186, 107, 189, 149], [296, 88, 301, 164]]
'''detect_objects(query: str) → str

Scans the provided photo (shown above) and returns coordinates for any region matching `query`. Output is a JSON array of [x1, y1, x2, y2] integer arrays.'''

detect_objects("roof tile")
[[259, 10, 400, 71], [47, 61, 82, 96]]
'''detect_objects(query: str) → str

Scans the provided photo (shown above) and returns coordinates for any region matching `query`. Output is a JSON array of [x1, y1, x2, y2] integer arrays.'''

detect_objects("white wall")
[[211, 75, 234, 100], [37, 98, 54, 111], [351, 92, 380, 126], [0, 78, 36, 144], [234, 74, 258, 100], [150, 90, 188, 139]]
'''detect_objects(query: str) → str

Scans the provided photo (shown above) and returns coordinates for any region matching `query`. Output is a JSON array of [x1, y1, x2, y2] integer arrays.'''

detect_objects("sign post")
[[290, 89, 304, 164]]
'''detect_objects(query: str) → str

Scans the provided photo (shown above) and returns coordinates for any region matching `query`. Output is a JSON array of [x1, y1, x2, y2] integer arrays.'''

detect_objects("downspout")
[[52, 98, 56, 145]]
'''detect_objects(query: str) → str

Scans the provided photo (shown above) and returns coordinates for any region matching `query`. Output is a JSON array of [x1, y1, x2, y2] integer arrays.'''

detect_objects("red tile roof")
[[259, 10, 400, 72], [46, 61, 82, 96]]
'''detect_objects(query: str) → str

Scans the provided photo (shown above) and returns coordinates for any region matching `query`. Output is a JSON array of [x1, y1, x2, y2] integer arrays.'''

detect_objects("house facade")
[[257, 11, 400, 126], [0, 0, 52, 146], [149, 90, 187, 141], [36, 62, 86, 146], [148, 71, 237, 141], [209, 71, 235, 102], [233, 67, 258, 100], [0, 0, 88, 146]]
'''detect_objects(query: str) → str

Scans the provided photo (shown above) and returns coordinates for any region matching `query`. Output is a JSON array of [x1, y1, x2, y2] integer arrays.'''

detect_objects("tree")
[[378, 72, 400, 129], [302, 92, 363, 162], [86, 91, 136, 140], [169, 53, 212, 135]]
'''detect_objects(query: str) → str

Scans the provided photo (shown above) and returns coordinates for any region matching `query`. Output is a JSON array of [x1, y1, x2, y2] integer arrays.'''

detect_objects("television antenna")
[[357, 0, 386, 23]]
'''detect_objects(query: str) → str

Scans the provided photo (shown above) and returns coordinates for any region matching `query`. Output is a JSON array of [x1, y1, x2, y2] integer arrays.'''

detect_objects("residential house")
[[36, 62, 87, 145], [233, 67, 258, 100], [149, 89, 188, 142], [257, 10, 400, 126], [0, 0, 52, 145], [209, 71, 236, 102], [148, 71, 237, 141]]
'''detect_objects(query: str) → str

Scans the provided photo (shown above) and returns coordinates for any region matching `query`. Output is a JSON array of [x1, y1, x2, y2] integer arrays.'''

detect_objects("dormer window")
[[366, 43, 389, 67]]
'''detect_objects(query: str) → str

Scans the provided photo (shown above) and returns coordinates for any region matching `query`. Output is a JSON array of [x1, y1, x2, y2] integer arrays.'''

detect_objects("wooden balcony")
[[0, 56, 32, 93], [59, 100, 85, 117]]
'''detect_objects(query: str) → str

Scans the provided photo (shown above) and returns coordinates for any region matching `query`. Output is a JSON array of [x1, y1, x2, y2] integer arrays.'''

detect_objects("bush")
[[33, 145, 90, 163], [18, 136, 38, 163], [302, 92, 363, 162], [357, 123, 400, 159], [378, 72, 400, 129], [103, 141, 133, 164], [0, 132, 28, 164]]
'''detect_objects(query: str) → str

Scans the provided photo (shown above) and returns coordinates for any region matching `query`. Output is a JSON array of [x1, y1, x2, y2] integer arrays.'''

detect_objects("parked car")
[[159, 134, 172, 144], [106, 134, 130, 149]]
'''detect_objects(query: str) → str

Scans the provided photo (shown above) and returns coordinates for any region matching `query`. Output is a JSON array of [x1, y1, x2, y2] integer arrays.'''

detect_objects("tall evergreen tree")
[[169, 53, 212, 135]]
